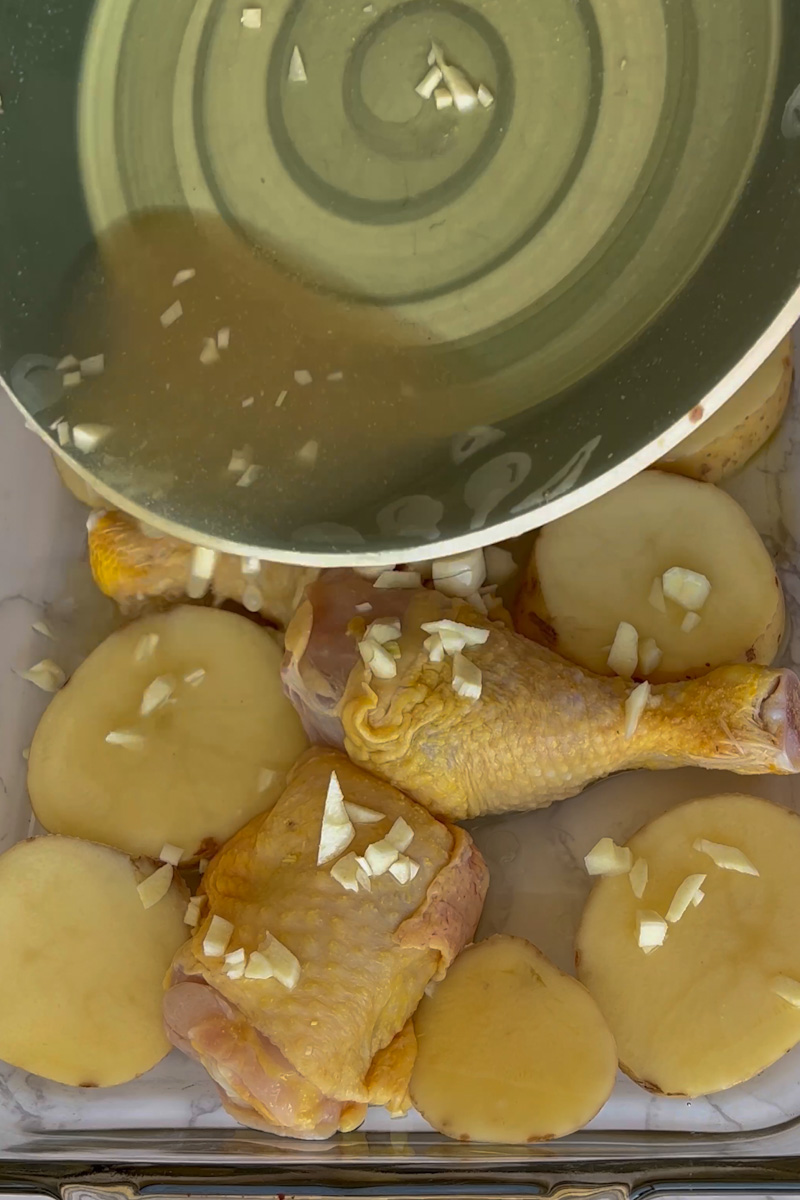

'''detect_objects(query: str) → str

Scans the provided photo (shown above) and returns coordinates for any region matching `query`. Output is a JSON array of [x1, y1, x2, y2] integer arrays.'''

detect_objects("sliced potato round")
[[28, 606, 308, 860], [659, 335, 793, 482], [410, 935, 617, 1143], [0, 836, 187, 1086], [577, 794, 800, 1097], [513, 471, 783, 683]]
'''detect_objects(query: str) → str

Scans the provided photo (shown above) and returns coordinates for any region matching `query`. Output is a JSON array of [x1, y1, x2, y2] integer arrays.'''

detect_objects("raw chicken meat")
[[164, 748, 488, 1137], [282, 571, 800, 821], [88, 510, 317, 627]]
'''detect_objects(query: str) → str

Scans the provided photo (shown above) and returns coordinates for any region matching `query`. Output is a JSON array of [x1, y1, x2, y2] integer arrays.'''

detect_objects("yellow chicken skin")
[[164, 748, 488, 1137], [282, 572, 800, 821], [88, 510, 318, 628]]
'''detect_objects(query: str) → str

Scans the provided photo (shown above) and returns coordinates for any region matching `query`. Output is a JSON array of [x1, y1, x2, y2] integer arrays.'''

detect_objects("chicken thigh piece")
[[282, 572, 800, 821], [88, 510, 318, 627], [164, 748, 488, 1138]]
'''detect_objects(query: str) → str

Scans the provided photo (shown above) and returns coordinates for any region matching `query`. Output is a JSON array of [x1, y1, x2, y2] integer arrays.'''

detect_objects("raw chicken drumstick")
[[88, 510, 317, 627], [282, 572, 800, 821], [164, 748, 487, 1138]]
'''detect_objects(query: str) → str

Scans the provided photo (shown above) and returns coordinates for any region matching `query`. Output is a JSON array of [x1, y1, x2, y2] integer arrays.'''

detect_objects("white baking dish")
[[0, 344, 798, 1165]]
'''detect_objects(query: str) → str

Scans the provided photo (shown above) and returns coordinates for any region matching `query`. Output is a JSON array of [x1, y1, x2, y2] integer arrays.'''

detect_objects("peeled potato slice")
[[0, 836, 187, 1086], [576, 794, 800, 1097], [28, 606, 308, 859], [659, 335, 793, 482], [410, 935, 617, 1142], [514, 471, 783, 682]]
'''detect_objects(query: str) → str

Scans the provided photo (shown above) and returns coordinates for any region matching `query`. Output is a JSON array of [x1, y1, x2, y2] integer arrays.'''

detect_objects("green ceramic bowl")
[[1, 0, 800, 563]]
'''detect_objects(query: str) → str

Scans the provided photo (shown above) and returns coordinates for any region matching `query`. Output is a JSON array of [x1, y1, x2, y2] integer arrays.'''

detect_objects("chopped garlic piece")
[[297, 440, 319, 467], [365, 837, 400, 876], [415, 64, 442, 99], [289, 46, 307, 82], [237, 464, 262, 488], [241, 7, 261, 28], [483, 545, 516, 585], [424, 633, 445, 663], [389, 855, 420, 885], [432, 550, 486, 598], [607, 621, 638, 678], [200, 337, 220, 365], [198, 858, 209, 875], [172, 268, 196, 286], [584, 837, 632, 877], [666, 874, 707, 923], [56, 354, 79, 371], [183, 668, 206, 686], [386, 816, 414, 853], [242, 583, 263, 612], [293, 369, 313, 386], [421, 619, 489, 649], [452, 651, 482, 700], [32, 620, 54, 639], [330, 851, 361, 893], [317, 770, 355, 865], [226, 963, 245, 980], [275, 389, 288, 407], [358, 637, 397, 679], [62, 371, 82, 389], [228, 446, 251, 473], [73, 424, 111, 453], [224, 947, 246, 967], [434, 87, 453, 110], [258, 767, 277, 793], [624, 681, 650, 739], [241, 556, 261, 576], [22, 747, 30, 761], [56, 420, 71, 446], [366, 618, 401, 645], [217, 327, 231, 350], [691, 888, 705, 908], [638, 637, 662, 676], [242, 395, 255, 408], [244, 950, 274, 979], [105, 729, 145, 749], [773, 975, 800, 1008], [344, 801, 384, 825], [374, 570, 421, 590], [80, 354, 105, 377], [681, 611, 702, 634], [259, 933, 301, 989], [477, 83, 494, 108], [629, 857, 648, 900], [184, 896, 205, 927], [637, 910, 668, 950], [648, 577, 667, 613], [327, 370, 344, 381], [188, 546, 218, 598], [468, 591, 488, 616], [441, 62, 477, 112], [137, 864, 173, 910], [159, 843, 184, 867], [140, 675, 174, 717], [662, 567, 711, 612], [160, 300, 183, 328], [16, 660, 66, 692], [135, 633, 159, 663], [355, 602, 372, 614], [203, 915, 234, 958], [694, 838, 759, 876]]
